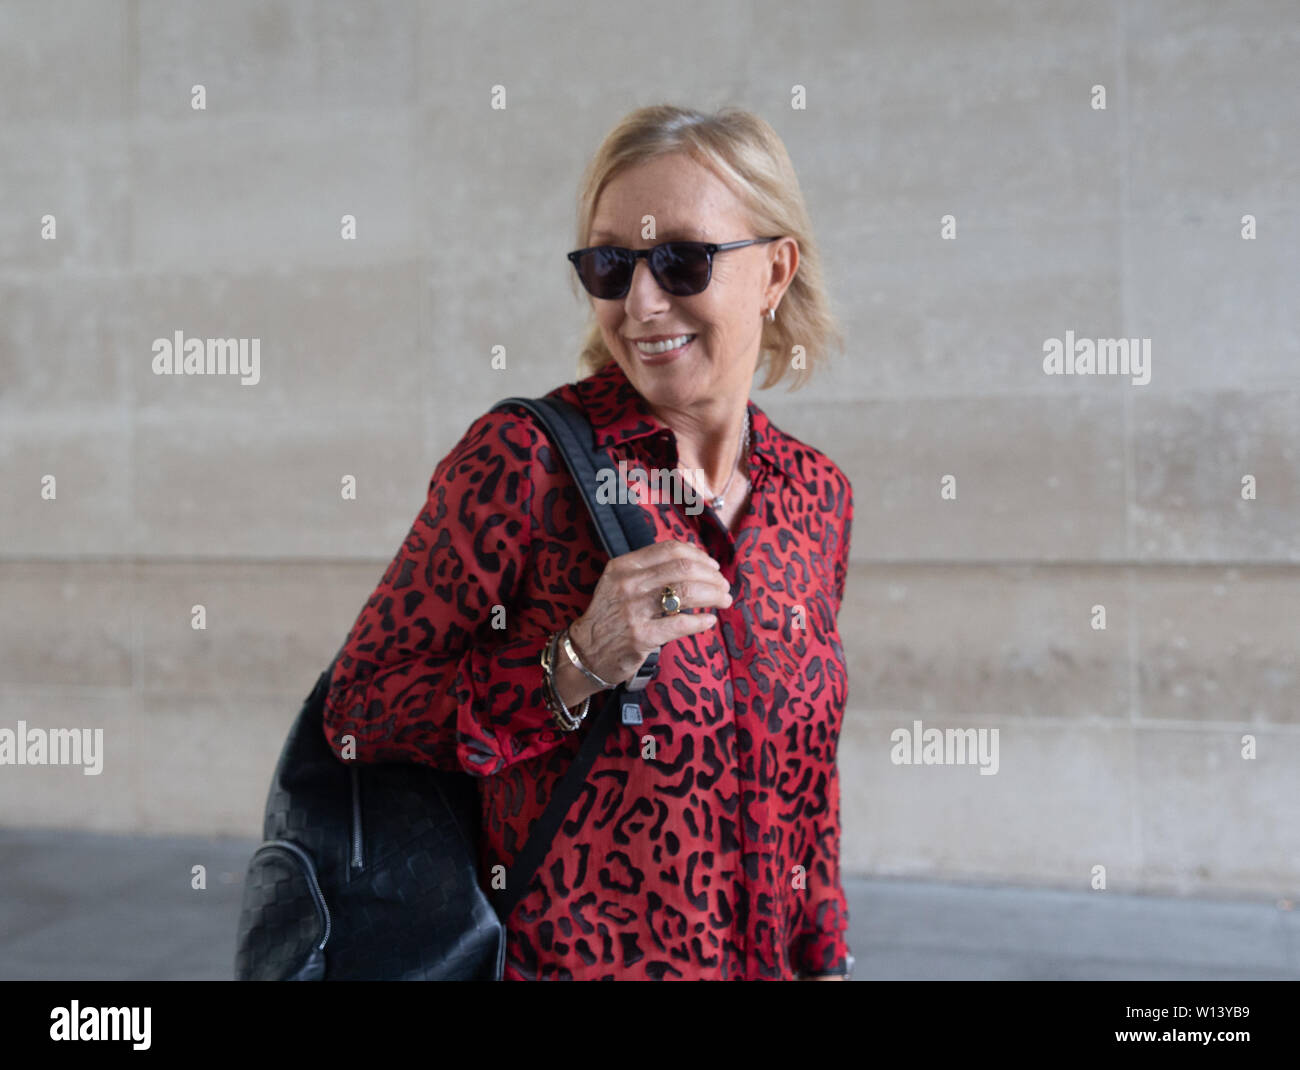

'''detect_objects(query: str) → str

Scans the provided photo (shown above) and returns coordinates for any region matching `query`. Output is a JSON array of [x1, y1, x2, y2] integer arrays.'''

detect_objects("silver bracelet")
[[561, 627, 614, 690], [543, 630, 591, 731]]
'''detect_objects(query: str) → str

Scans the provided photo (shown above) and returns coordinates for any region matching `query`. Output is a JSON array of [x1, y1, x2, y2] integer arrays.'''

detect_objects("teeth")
[[635, 334, 694, 355]]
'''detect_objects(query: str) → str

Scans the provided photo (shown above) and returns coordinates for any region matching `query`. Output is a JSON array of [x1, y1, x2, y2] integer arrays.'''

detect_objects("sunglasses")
[[566, 237, 780, 299]]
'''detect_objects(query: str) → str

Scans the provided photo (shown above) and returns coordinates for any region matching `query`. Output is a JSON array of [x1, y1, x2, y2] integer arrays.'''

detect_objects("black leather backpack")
[[234, 395, 659, 980]]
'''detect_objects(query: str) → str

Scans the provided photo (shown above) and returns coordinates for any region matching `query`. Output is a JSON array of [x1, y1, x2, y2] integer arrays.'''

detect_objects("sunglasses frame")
[[566, 236, 781, 299]]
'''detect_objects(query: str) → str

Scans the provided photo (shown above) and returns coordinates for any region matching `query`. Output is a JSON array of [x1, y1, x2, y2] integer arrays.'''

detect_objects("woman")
[[323, 104, 853, 980]]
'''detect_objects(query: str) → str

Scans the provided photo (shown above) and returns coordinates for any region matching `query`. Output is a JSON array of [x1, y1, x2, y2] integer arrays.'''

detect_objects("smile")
[[633, 334, 695, 355]]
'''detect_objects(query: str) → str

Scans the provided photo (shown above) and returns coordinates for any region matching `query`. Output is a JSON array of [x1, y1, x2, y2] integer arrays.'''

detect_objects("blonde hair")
[[571, 104, 843, 391]]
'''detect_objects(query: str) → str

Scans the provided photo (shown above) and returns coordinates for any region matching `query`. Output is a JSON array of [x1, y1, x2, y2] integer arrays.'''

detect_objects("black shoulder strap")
[[488, 395, 659, 921], [494, 395, 654, 558]]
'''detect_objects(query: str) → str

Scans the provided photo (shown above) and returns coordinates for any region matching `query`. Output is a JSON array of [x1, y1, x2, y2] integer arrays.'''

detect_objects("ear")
[[763, 237, 799, 312]]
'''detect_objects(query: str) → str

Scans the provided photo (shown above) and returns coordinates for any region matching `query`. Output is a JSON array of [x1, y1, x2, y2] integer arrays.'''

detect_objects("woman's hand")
[[555, 540, 730, 706]]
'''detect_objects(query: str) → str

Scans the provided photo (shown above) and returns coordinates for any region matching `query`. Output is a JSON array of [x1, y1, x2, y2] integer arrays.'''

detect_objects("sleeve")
[[792, 477, 854, 977], [832, 476, 853, 613], [791, 761, 852, 977], [322, 406, 569, 778]]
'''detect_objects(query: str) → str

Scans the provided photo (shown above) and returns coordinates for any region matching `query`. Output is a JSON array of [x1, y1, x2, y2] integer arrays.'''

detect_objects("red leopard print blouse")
[[323, 358, 854, 980]]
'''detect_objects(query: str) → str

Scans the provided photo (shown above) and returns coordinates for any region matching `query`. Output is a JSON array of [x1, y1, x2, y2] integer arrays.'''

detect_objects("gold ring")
[[660, 585, 682, 616]]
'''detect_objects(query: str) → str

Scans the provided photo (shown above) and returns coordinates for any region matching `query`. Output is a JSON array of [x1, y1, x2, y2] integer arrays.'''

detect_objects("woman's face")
[[584, 153, 794, 417]]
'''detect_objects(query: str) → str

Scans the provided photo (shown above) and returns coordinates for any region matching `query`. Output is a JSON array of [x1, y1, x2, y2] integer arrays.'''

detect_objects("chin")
[[623, 359, 700, 408]]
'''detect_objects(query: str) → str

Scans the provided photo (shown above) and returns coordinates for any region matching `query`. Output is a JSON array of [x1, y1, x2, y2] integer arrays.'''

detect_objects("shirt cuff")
[[792, 925, 852, 978], [455, 631, 568, 775]]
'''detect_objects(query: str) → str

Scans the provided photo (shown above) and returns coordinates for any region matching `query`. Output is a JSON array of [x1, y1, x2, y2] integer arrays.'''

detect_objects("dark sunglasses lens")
[[652, 243, 711, 295], [575, 248, 632, 298]]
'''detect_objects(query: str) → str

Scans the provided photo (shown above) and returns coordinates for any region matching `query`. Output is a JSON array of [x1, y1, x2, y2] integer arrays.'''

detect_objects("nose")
[[623, 256, 671, 319]]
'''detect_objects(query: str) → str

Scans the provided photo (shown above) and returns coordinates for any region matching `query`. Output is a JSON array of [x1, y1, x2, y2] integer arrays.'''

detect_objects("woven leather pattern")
[[235, 845, 326, 981]]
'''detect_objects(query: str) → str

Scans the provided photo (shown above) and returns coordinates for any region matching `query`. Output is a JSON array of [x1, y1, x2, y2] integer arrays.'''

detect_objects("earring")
[[765, 306, 776, 323]]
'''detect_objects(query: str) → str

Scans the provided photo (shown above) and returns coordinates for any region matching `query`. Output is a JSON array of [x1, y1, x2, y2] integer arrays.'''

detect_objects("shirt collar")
[[566, 358, 786, 477]]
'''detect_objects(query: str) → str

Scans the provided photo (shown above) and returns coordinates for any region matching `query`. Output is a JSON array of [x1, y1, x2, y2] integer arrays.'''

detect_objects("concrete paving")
[[1, 828, 1296, 981]]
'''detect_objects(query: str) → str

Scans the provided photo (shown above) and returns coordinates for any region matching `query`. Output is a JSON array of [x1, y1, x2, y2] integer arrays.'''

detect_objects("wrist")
[[561, 623, 614, 691], [552, 648, 599, 709]]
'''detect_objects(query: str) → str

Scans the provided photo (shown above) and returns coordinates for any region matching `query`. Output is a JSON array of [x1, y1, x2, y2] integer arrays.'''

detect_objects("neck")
[[652, 396, 751, 494]]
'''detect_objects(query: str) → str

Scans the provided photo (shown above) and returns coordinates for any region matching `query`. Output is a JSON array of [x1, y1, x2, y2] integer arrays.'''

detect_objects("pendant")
[[711, 496, 724, 509]]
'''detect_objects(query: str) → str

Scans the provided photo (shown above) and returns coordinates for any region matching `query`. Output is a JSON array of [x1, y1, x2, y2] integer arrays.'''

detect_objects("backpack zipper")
[[258, 839, 331, 950], [349, 765, 364, 871]]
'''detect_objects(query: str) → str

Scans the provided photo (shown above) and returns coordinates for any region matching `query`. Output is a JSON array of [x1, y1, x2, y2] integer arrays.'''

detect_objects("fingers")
[[612, 598, 719, 666], [610, 541, 731, 613], [643, 604, 722, 646], [618, 539, 721, 575], [572, 541, 729, 687], [645, 575, 731, 614]]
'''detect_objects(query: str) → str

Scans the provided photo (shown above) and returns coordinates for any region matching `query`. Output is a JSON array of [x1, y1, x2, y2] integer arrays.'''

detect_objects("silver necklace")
[[690, 408, 750, 510]]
